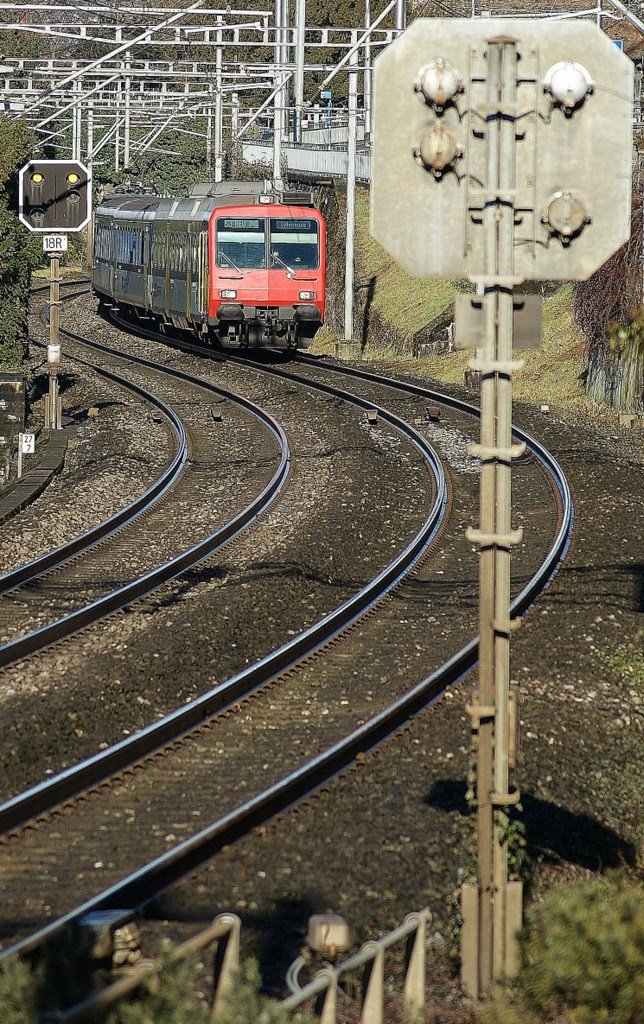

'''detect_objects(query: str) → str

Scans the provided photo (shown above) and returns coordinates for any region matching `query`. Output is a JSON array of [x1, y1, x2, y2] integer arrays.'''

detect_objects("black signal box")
[[19, 159, 92, 233]]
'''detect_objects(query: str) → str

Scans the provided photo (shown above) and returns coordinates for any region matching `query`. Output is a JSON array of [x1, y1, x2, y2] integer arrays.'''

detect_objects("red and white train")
[[92, 180, 326, 350]]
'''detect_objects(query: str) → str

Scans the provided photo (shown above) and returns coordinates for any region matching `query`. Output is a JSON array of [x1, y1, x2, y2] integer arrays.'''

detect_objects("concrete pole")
[[214, 17, 224, 181], [343, 43, 358, 344], [364, 0, 372, 142], [294, 0, 306, 143], [123, 51, 132, 169], [395, 0, 406, 32]]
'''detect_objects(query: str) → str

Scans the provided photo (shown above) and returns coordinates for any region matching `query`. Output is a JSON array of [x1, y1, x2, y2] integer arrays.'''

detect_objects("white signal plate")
[[43, 235, 68, 253]]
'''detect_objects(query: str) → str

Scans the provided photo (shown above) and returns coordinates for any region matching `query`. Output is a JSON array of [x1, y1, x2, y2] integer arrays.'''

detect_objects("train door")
[[192, 231, 209, 320]]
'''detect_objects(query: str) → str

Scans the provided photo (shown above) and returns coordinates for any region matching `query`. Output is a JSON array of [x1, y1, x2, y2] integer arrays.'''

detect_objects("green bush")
[[0, 956, 38, 1024], [106, 944, 209, 1024], [483, 875, 644, 1024], [0, 116, 41, 367]]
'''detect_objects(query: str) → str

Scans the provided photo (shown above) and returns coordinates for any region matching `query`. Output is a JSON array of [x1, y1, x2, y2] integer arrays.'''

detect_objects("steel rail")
[[0, 339, 188, 595], [0, 322, 571, 964], [0, 330, 447, 951], [0, 321, 290, 671]]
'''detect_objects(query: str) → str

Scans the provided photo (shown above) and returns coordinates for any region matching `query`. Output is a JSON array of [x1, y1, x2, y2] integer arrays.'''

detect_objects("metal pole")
[[123, 51, 131, 169], [272, 0, 283, 188], [343, 43, 358, 344], [72, 81, 79, 160], [468, 35, 523, 997], [206, 84, 213, 175], [474, 38, 500, 992], [214, 17, 223, 182], [294, 0, 305, 143], [281, 0, 290, 142], [114, 78, 121, 172], [231, 91, 239, 137], [491, 37, 520, 984], [395, 0, 406, 32], [48, 255, 61, 431], [364, 0, 372, 142]]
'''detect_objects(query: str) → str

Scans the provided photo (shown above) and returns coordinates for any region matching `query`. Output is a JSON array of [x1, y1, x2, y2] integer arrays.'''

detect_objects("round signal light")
[[67, 172, 81, 185], [30, 172, 45, 186]]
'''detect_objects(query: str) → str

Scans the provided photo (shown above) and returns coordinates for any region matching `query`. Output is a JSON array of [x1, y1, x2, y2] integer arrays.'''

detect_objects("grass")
[[313, 185, 606, 418]]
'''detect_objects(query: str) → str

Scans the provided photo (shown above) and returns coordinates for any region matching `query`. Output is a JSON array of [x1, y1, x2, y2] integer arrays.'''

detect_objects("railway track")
[[0, 285, 290, 671], [0, 293, 572, 970]]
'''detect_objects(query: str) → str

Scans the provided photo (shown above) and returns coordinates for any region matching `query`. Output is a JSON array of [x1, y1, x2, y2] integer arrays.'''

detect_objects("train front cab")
[[207, 204, 326, 349]]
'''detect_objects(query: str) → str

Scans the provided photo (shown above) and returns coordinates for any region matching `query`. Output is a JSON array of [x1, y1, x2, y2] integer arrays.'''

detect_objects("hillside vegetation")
[[313, 184, 602, 415]]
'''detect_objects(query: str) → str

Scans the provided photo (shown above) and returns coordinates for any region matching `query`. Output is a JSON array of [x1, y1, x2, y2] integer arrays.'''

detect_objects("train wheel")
[[286, 323, 299, 351]]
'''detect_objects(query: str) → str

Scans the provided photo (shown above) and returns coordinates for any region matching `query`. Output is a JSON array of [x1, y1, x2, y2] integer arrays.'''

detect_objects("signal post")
[[19, 160, 92, 433], [371, 18, 633, 997]]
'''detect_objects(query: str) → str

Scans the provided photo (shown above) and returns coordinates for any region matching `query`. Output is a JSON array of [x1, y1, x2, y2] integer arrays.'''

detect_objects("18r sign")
[[43, 235, 68, 254]]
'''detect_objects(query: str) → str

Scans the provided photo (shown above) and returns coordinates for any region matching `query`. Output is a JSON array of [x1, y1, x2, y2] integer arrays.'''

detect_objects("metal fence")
[[281, 909, 432, 1024], [42, 908, 433, 1023]]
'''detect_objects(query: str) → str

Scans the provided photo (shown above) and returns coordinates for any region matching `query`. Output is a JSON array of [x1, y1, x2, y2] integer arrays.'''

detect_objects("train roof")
[[96, 180, 317, 224]]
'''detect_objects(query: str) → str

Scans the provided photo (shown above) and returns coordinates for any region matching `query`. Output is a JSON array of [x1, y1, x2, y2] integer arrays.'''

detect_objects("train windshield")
[[216, 217, 266, 269], [270, 218, 319, 270]]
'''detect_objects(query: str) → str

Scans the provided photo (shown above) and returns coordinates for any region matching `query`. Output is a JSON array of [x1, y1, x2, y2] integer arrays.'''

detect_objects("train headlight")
[[221, 289, 237, 299], [299, 291, 316, 300]]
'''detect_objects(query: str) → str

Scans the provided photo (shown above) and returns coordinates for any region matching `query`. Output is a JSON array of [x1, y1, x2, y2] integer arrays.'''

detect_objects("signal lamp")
[[30, 172, 45, 185], [66, 171, 80, 185], [543, 60, 594, 112], [66, 191, 81, 205], [542, 189, 590, 242], [415, 59, 463, 110], [259, 194, 273, 203], [31, 208, 45, 223], [414, 124, 462, 177]]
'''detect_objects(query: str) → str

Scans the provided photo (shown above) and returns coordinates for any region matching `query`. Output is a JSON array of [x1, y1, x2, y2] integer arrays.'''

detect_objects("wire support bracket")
[[467, 441, 527, 462], [466, 526, 524, 549]]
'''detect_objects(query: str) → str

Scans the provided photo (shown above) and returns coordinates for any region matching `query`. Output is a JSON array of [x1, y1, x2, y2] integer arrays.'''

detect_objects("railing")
[[41, 908, 433, 1023], [281, 910, 432, 1024], [242, 141, 372, 182], [43, 913, 241, 1024]]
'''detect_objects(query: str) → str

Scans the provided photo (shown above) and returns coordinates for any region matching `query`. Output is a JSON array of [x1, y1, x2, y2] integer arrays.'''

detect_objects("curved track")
[[0, 293, 290, 670], [0, 297, 572, 962]]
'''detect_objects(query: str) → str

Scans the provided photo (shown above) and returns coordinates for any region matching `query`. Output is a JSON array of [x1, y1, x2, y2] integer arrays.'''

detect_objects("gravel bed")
[[145, 372, 642, 986], [0, 358, 560, 952], [0, 349, 277, 646], [0, 293, 174, 575], [0, 299, 436, 803]]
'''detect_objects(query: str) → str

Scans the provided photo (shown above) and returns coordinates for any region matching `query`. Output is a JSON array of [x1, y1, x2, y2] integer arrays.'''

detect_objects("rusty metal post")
[[464, 35, 524, 996]]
